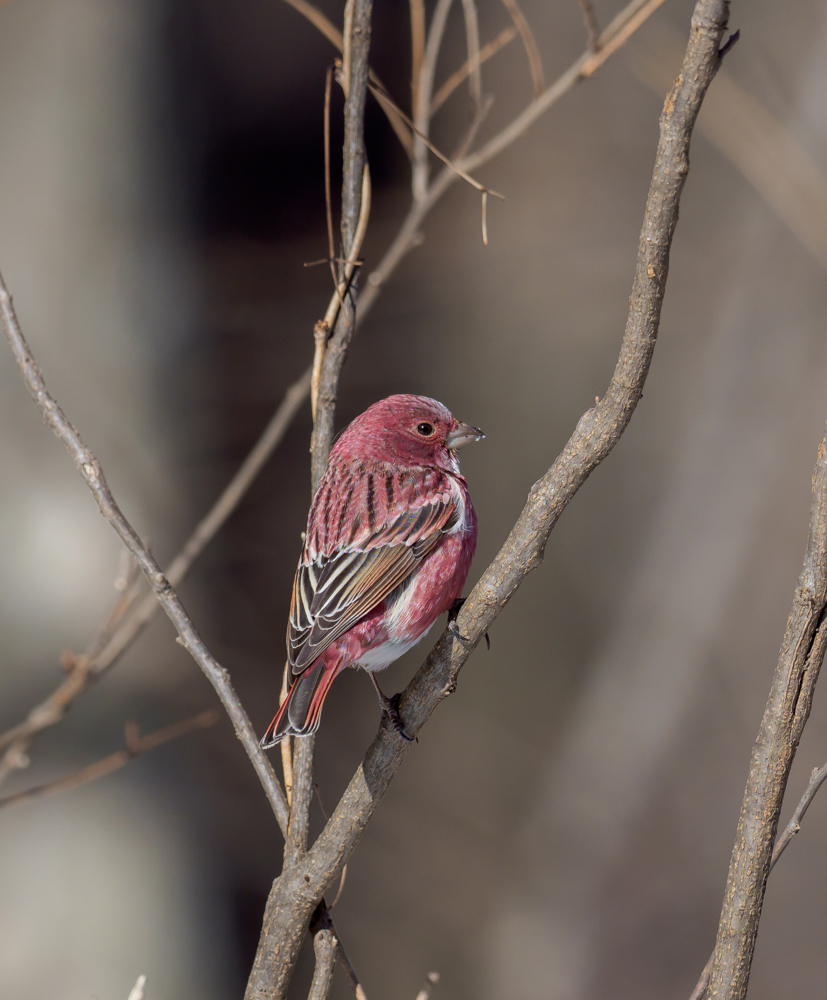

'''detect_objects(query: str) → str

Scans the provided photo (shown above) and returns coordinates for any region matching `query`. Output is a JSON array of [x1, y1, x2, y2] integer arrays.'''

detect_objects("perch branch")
[[0, 274, 291, 837], [244, 3, 730, 996], [0, 711, 218, 811], [0, 0, 665, 799]]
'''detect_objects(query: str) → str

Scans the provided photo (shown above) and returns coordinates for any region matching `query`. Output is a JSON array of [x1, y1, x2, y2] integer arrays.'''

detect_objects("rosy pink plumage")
[[261, 394, 482, 746]]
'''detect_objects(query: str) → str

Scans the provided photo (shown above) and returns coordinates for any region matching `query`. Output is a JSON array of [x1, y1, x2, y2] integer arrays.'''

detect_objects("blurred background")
[[1, 0, 827, 997]]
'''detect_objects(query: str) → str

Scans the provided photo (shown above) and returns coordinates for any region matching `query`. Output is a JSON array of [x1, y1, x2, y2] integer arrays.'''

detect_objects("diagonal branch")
[[0, 276, 291, 837], [0, 0, 667, 800], [246, 0, 730, 991], [0, 711, 218, 811]]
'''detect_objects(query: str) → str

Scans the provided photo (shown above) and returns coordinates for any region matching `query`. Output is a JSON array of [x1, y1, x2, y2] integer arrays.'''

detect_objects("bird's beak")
[[446, 421, 485, 450]]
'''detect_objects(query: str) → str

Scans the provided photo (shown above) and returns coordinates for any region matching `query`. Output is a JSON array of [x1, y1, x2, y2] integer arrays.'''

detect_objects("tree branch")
[[705, 422, 827, 999], [245, 1, 729, 993], [0, 711, 218, 811], [307, 906, 338, 1000], [0, 275, 291, 837]]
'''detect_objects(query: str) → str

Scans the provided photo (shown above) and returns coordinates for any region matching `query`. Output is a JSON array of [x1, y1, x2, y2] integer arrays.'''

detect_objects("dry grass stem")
[[410, 0, 426, 109], [431, 26, 517, 114], [500, 0, 545, 95], [459, 0, 482, 110]]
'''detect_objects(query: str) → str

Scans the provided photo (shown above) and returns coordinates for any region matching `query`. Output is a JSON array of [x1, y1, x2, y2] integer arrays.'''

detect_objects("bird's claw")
[[447, 598, 490, 649], [380, 691, 414, 742]]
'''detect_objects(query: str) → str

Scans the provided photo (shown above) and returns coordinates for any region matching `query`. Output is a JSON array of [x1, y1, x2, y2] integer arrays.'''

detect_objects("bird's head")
[[331, 394, 484, 472]]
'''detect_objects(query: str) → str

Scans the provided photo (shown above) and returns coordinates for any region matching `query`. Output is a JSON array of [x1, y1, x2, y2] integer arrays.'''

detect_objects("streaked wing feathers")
[[288, 497, 458, 672]]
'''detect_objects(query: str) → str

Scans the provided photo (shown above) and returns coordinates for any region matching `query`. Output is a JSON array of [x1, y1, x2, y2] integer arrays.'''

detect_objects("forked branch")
[[244, 3, 730, 998]]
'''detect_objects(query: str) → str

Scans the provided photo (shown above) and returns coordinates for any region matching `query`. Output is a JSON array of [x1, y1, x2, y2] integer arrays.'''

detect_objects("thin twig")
[[0, 712, 217, 811], [246, 0, 730, 988], [577, 0, 602, 52], [500, 0, 545, 95], [0, 367, 311, 777], [280, 0, 412, 156], [0, 276, 291, 837], [413, 0, 454, 199], [459, 0, 482, 112], [431, 26, 517, 114], [335, 931, 368, 1000], [367, 80, 505, 201], [410, 0, 426, 112]]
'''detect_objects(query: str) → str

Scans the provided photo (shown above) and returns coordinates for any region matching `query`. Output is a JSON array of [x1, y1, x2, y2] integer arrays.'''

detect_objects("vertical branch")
[[459, 0, 482, 113], [307, 907, 338, 1000], [309, 0, 373, 490], [249, 4, 374, 996], [413, 0, 453, 200], [410, 0, 426, 112], [707, 423, 827, 999]]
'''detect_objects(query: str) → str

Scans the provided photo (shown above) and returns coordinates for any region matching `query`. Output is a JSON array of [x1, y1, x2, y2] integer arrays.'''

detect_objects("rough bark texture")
[[707, 426, 827, 999], [242, 2, 729, 996]]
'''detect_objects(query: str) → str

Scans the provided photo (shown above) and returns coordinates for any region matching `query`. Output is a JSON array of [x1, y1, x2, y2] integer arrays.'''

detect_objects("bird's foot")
[[369, 672, 414, 741], [447, 598, 490, 650], [380, 691, 415, 742]]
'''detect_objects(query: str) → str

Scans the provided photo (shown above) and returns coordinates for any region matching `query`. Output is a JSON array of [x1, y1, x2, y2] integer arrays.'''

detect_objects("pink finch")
[[261, 394, 482, 746]]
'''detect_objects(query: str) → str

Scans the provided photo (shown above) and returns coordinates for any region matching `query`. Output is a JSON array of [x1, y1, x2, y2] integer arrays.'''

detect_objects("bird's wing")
[[288, 495, 459, 673]]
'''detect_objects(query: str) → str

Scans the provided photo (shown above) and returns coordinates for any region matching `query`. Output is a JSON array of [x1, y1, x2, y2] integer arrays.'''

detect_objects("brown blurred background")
[[2, 0, 827, 998]]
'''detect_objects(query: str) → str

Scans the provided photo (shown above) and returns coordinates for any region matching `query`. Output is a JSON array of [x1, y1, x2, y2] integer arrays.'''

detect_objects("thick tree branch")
[[0, 275, 290, 837], [245, 1, 730, 992], [705, 423, 827, 999]]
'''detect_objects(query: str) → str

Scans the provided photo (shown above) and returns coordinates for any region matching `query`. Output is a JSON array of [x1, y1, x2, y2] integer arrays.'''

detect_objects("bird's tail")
[[260, 657, 342, 747]]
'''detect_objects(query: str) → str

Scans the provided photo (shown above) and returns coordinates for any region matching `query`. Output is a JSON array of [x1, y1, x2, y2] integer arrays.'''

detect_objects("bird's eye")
[[416, 422, 435, 436]]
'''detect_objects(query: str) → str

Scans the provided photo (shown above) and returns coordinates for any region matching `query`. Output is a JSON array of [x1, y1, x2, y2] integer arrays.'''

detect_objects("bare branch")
[[410, 0, 426, 112], [279, 0, 412, 157], [0, 276, 291, 837], [459, 0, 482, 112], [577, 0, 602, 53], [0, 366, 311, 777], [307, 913, 338, 1000], [246, 1, 730, 990], [431, 26, 517, 115], [690, 756, 827, 1000], [337, 937, 368, 1000], [413, 0, 454, 199], [706, 421, 827, 997], [0, 711, 217, 811], [367, 81, 505, 200], [500, 0, 545, 95], [0, 0, 662, 802]]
